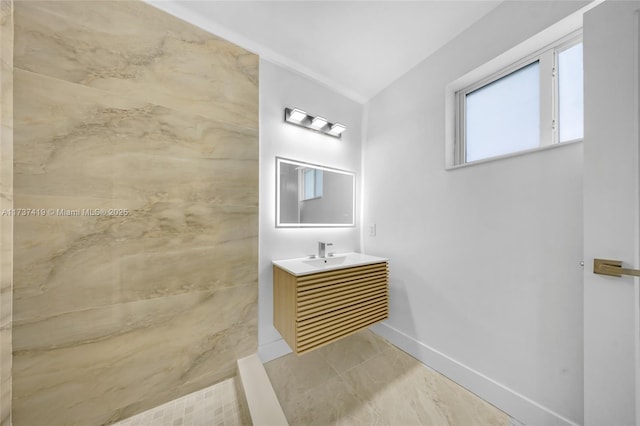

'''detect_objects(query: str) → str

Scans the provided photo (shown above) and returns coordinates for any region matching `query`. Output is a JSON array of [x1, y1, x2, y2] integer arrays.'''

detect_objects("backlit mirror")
[[276, 157, 355, 227]]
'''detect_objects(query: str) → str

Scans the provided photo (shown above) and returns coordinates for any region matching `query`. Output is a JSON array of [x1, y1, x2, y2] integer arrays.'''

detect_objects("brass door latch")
[[594, 258, 640, 278]]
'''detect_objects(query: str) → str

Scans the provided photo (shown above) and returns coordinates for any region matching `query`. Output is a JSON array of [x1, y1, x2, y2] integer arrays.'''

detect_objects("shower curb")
[[237, 354, 289, 426]]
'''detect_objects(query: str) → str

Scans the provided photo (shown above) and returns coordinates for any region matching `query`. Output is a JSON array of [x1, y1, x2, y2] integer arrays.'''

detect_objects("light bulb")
[[310, 116, 327, 130], [288, 108, 307, 123]]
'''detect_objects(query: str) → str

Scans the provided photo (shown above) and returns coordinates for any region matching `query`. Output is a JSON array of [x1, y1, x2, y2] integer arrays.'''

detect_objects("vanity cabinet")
[[273, 261, 389, 354]]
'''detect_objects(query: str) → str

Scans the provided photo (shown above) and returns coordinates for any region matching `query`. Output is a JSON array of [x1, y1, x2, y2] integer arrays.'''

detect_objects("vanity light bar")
[[284, 107, 346, 139]]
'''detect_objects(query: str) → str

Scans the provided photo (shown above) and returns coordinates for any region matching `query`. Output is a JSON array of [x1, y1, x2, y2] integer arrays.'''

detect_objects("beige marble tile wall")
[[0, 1, 13, 425], [11, 1, 258, 425]]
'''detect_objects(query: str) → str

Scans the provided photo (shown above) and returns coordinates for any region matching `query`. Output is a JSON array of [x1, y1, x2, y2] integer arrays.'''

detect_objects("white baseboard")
[[257, 338, 292, 364], [369, 322, 579, 426]]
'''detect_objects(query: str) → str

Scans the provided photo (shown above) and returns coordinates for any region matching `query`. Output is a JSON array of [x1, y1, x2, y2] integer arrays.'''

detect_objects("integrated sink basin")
[[303, 256, 347, 267], [273, 252, 388, 276]]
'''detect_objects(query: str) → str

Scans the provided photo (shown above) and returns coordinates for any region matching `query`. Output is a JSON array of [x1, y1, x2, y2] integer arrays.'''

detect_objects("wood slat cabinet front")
[[273, 262, 389, 354]]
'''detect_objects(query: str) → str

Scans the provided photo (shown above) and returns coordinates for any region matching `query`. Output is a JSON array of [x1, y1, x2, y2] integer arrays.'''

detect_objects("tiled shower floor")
[[112, 377, 251, 426]]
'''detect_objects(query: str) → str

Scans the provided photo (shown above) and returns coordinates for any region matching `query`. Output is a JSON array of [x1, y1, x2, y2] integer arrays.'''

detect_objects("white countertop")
[[272, 252, 388, 276]]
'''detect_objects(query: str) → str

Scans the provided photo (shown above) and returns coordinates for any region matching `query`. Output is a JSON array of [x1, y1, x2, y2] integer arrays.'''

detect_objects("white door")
[[583, 2, 640, 424]]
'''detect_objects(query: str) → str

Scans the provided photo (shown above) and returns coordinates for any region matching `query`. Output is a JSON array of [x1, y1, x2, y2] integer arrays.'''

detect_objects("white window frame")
[[454, 30, 583, 166]]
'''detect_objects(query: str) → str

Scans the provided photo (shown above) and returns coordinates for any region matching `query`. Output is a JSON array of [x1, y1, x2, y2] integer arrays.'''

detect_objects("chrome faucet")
[[318, 241, 333, 258]]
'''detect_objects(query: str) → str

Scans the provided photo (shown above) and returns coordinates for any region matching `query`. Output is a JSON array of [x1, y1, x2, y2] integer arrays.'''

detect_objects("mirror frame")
[[276, 157, 356, 228]]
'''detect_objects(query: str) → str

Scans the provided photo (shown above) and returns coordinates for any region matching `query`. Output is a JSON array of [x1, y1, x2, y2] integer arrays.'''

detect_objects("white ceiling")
[[150, 1, 503, 103]]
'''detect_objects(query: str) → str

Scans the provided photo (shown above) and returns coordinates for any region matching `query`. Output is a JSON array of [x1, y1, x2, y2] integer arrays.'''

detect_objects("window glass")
[[465, 61, 541, 163], [455, 34, 583, 166], [558, 42, 584, 142], [315, 170, 323, 197], [302, 169, 323, 200]]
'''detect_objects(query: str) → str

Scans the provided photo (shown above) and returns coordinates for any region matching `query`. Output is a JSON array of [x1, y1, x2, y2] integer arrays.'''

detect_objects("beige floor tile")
[[268, 330, 510, 426], [278, 374, 378, 426], [264, 349, 339, 402], [340, 344, 420, 401], [316, 329, 391, 374]]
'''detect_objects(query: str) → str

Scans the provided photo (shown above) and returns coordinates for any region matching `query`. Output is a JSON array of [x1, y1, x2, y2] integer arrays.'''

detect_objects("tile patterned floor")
[[264, 330, 510, 426], [113, 330, 509, 426], [112, 377, 251, 426]]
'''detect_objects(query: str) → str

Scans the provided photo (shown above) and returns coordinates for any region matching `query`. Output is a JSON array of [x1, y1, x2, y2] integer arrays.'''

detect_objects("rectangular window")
[[456, 34, 583, 165], [301, 168, 323, 200]]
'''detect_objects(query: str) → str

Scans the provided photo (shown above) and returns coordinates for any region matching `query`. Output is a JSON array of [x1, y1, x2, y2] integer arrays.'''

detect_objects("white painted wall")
[[258, 59, 363, 361], [583, 2, 640, 424], [363, 1, 588, 424]]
